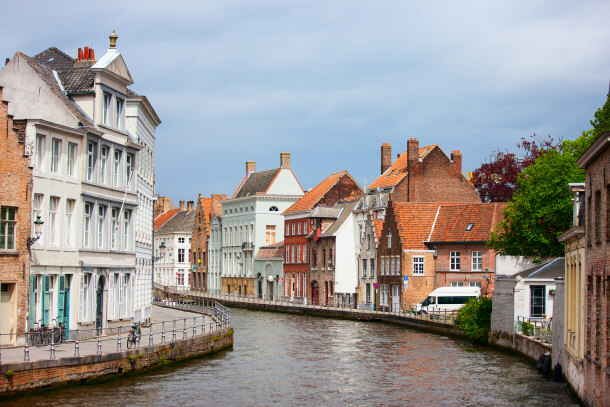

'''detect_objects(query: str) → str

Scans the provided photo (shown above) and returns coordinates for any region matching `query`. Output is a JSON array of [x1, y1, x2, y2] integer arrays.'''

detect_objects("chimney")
[[74, 46, 96, 67], [78, 48, 83, 61], [187, 200, 194, 211], [89, 49, 95, 60], [179, 200, 185, 211], [450, 150, 462, 174], [381, 143, 392, 174], [246, 161, 256, 176], [153, 196, 172, 218], [84, 47, 89, 60], [280, 152, 291, 169]]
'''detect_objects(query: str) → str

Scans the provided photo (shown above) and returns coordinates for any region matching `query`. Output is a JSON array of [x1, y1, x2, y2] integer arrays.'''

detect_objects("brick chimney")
[[179, 200, 185, 211], [154, 196, 172, 218], [74, 46, 96, 68], [280, 152, 291, 169], [187, 200, 194, 212], [246, 161, 256, 176], [381, 143, 392, 174], [450, 150, 462, 174], [406, 138, 420, 201]]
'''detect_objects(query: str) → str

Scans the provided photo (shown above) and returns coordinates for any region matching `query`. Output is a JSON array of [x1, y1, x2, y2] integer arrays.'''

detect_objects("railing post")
[[183, 318, 187, 339], [172, 320, 176, 342], [210, 321, 213, 333], [193, 317, 197, 337], [97, 328, 102, 354], [75, 329, 80, 357], [50, 329, 56, 359], [117, 326, 122, 352], [161, 322, 166, 344], [24, 332, 30, 362], [201, 316, 205, 334], [149, 324, 154, 346]]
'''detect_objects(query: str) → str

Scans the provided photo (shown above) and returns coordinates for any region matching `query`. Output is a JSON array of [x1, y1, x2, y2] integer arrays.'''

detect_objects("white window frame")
[[48, 196, 59, 245], [112, 149, 122, 187], [413, 256, 425, 275], [51, 138, 61, 174], [115, 97, 125, 130], [65, 199, 75, 247], [122, 210, 130, 251], [103, 92, 112, 126], [83, 202, 92, 248], [86, 142, 95, 181], [450, 251, 461, 271], [97, 205, 106, 249], [35, 134, 45, 170], [67, 142, 77, 177], [472, 251, 483, 271], [100, 145, 109, 184], [0, 207, 17, 250]]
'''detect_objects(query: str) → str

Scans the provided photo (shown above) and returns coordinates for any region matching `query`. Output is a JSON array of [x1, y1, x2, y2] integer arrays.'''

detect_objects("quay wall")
[[489, 332, 552, 363], [0, 328, 233, 395]]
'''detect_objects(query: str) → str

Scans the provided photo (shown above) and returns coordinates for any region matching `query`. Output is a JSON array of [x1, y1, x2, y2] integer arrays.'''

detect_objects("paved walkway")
[[0, 305, 215, 365]]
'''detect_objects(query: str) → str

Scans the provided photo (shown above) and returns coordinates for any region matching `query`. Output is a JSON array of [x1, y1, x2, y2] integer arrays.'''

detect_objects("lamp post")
[[26, 216, 44, 247]]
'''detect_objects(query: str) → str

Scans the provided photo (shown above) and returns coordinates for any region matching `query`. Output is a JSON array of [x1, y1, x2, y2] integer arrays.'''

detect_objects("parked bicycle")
[[30, 320, 50, 347], [51, 318, 66, 344], [127, 322, 141, 349]]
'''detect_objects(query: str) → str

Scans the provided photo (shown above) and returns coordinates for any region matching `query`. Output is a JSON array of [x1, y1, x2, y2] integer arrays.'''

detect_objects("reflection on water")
[[2, 308, 580, 406]]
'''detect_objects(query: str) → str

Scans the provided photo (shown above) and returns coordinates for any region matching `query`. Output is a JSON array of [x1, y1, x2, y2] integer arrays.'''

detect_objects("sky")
[[2, 1, 609, 203]]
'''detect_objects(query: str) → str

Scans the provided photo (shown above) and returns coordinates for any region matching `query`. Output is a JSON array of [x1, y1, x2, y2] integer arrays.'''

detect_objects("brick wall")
[[0, 89, 32, 341], [191, 196, 208, 291], [154, 197, 172, 218]]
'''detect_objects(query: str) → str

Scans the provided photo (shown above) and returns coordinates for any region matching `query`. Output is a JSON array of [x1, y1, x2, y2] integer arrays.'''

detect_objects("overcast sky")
[[2, 1, 609, 203]]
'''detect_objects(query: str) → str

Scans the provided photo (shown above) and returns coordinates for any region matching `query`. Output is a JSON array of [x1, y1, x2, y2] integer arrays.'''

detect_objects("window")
[[380, 284, 389, 306], [312, 249, 317, 268], [472, 251, 483, 271], [269, 206, 278, 212], [65, 199, 75, 246], [81, 273, 92, 322], [0, 207, 16, 250], [110, 208, 119, 250], [266, 225, 275, 244], [387, 232, 392, 248], [100, 146, 109, 184], [451, 281, 464, 287], [594, 190, 601, 243], [303, 243, 307, 263], [51, 138, 61, 173], [385, 258, 390, 276], [469, 282, 482, 288], [97, 205, 106, 249], [381, 257, 385, 275], [292, 223, 295, 235], [530, 285, 546, 318], [291, 245, 295, 263], [112, 150, 121, 187], [465, 223, 474, 231], [103, 92, 112, 125], [35, 134, 45, 170], [362, 259, 367, 277], [48, 196, 59, 245], [285, 246, 289, 263], [450, 251, 461, 270], [396, 255, 400, 273], [359, 225, 363, 243], [115, 97, 124, 130], [285, 224, 289, 235], [33, 194, 43, 244], [177, 271, 184, 286], [67, 142, 77, 176], [391, 257, 396, 275], [178, 237, 185, 243], [125, 153, 134, 188], [121, 273, 131, 317], [178, 248, 185, 263], [370, 258, 375, 278], [322, 249, 326, 268], [86, 142, 96, 181], [83, 203, 92, 248], [297, 244, 301, 263], [297, 222, 301, 235], [303, 221, 307, 234], [413, 257, 424, 275]]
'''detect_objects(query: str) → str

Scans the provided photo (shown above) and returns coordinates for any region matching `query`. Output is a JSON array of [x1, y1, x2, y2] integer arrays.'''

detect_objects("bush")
[[455, 297, 493, 342], [522, 321, 534, 336]]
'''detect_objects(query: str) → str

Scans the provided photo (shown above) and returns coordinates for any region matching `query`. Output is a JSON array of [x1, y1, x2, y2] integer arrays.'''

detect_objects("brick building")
[[283, 171, 361, 300], [154, 196, 172, 218], [576, 131, 610, 407], [190, 194, 225, 291], [0, 88, 32, 344]]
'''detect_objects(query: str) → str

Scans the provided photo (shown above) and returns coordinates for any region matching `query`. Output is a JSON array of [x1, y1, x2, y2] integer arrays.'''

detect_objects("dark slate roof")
[[233, 168, 280, 199], [33, 47, 75, 70], [156, 210, 196, 234], [515, 258, 565, 279], [20, 53, 92, 127], [57, 68, 94, 93], [126, 88, 139, 96]]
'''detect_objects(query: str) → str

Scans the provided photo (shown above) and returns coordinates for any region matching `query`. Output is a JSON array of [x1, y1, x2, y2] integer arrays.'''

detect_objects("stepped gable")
[[154, 209, 179, 231], [369, 145, 437, 189], [427, 202, 507, 243], [33, 46, 75, 70], [232, 168, 280, 199], [392, 202, 442, 250]]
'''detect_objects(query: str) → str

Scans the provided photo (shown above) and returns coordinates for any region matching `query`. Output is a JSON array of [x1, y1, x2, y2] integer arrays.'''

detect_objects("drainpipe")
[[433, 245, 438, 289]]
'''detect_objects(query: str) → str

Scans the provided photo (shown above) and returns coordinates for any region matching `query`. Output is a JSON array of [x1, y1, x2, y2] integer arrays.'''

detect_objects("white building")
[[0, 32, 156, 332], [154, 202, 195, 291], [208, 213, 223, 294], [126, 92, 161, 323], [221, 153, 303, 295]]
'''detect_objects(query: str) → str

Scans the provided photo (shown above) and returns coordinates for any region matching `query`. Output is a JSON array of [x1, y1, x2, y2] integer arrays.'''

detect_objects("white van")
[[415, 287, 480, 313]]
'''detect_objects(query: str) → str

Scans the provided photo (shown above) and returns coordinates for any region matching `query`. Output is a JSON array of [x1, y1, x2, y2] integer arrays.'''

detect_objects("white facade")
[[208, 214, 222, 294], [126, 95, 160, 323], [154, 232, 192, 291], [334, 210, 358, 297]]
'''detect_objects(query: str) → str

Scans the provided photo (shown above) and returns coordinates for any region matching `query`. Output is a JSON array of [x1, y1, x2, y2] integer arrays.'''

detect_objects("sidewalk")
[[0, 306, 213, 365]]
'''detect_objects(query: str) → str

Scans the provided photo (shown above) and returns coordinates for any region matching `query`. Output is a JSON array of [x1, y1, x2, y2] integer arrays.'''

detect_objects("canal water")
[[3, 308, 580, 406]]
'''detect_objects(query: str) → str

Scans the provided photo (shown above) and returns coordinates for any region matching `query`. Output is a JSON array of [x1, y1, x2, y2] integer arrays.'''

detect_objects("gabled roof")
[[393, 203, 443, 250], [156, 210, 196, 234], [284, 170, 355, 214], [255, 241, 284, 259], [515, 257, 565, 279], [320, 201, 358, 237], [33, 47, 75, 70], [154, 209, 179, 231], [201, 198, 212, 225], [368, 145, 437, 189], [426, 202, 507, 243], [232, 168, 280, 199]]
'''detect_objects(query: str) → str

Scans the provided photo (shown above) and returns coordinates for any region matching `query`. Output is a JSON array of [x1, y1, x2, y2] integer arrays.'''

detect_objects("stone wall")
[[490, 276, 515, 334]]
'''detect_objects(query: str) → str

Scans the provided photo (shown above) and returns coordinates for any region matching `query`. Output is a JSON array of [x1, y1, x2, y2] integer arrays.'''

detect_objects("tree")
[[455, 296, 492, 342], [472, 135, 559, 202], [488, 149, 584, 259]]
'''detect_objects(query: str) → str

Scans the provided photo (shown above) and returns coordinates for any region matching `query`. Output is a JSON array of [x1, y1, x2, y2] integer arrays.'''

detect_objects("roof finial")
[[109, 30, 118, 49]]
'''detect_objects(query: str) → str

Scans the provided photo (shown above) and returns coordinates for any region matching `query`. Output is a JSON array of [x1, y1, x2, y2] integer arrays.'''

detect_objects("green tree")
[[489, 149, 584, 259], [455, 297, 492, 342]]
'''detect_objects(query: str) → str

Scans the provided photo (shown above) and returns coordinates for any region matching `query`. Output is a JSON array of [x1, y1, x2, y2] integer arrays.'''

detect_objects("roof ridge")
[[427, 205, 442, 242], [528, 258, 562, 278]]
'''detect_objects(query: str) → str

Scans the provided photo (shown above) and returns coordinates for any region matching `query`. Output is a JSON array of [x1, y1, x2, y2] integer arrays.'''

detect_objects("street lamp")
[[27, 216, 44, 247], [153, 241, 166, 263]]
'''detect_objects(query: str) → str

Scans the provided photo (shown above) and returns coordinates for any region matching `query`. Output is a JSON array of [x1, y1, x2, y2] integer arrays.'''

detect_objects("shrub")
[[5, 370, 13, 377], [455, 296, 493, 342], [522, 321, 534, 336]]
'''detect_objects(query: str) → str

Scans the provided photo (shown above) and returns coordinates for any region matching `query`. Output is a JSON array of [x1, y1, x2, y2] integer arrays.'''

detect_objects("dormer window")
[[103, 92, 112, 125], [465, 223, 474, 232]]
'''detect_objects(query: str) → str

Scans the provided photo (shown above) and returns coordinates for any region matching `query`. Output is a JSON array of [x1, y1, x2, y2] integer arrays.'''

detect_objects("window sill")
[[0, 250, 19, 256]]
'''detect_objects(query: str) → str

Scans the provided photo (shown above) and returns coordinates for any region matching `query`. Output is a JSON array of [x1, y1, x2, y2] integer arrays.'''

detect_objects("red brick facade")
[[190, 194, 225, 291], [0, 88, 32, 343], [577, 132, 610, 407]]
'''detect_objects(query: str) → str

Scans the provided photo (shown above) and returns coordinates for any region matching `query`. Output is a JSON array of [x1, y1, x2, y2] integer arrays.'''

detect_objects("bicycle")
[[30, 320, 49, 347], [51, 318, 66, 345], [127, 322, 142, 349]]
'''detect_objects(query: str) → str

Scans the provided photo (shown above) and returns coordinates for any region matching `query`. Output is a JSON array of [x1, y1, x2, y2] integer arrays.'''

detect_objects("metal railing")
[[0, 299, 230, 366], [516, 316, 552, 343]]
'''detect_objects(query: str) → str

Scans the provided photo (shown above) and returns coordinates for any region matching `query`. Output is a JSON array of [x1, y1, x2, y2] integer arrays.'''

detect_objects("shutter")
[[119, 274, 124, 319], [29, 276, 36, 329], [108, 274, 114, 320], [89, 275, 96, 323], [58, 275, 65, 325], [78, 274, 84, 323], [130, 273, 135, 318], [42, 275, 50, 325]]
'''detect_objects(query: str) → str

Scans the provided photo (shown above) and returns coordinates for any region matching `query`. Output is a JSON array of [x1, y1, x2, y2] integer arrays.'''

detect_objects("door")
[[0, 284, 12, 345], [57, 275, 70, 334], [42, 275, 50, 325], [392, 285, 400, 312], [311, 282, 319, 305], [257, 277, 262, 299], [95, 276, 105, 331]]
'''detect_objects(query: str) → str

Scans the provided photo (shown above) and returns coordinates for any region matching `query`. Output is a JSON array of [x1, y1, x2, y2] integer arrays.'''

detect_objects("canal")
[[3, 308, 579, 406]]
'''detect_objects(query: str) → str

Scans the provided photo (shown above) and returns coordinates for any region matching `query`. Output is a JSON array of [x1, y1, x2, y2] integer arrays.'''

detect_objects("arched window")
[[269, 206, 278, 212]]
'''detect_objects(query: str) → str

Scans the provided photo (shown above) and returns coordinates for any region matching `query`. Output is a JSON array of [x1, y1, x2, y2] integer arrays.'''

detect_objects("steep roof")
[[255, 241, 284, 259], [154, 209, 180, 231], [320, 201, 358, 237], [156, 210, 196, 234], [284, 170, 352, 214], [33, 47, 75, 70], [57, 68, 94, 93], [201, 198, 212, 225], [515, 257, 565, 279], [427, 202, 507, 243], [374, 219, 384, 241], [369, 145, 437, 189], [392, 202, 443, 250], [232, 168, 280, 199]]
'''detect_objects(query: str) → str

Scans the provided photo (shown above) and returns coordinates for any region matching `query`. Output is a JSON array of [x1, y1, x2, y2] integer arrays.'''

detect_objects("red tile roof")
[[393, 203, 442, 250], [374, 219, 384, 242], [284, 171, 352, 214], [154, 209, 179, 231], [427, 202, 507, 243], [368, 145, 437, 189]]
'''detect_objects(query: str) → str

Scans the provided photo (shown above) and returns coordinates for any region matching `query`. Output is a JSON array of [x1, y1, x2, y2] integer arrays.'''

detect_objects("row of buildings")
[[155, 139, 507, 310], [0, 32, 160, 344]]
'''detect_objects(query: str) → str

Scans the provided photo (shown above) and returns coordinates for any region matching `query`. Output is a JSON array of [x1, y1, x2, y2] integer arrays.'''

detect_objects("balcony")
[[242, 242, 255, 251]]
